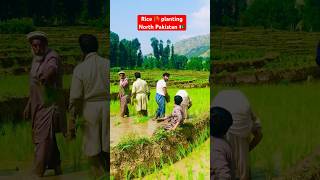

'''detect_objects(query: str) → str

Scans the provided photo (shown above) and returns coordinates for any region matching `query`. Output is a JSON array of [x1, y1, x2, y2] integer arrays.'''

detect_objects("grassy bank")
[[143, 138, 210, 180]]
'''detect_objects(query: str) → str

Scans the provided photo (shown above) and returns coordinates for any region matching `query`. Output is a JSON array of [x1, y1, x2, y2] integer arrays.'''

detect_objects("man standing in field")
[[23, 31, 66, 177], [118, 71, 130, 117], [213, 90, 263, 180], [131, 72, 150, 116], [176, 89, 192, 120], [155, 72, 170, 119], [69, 34, 109, 178]]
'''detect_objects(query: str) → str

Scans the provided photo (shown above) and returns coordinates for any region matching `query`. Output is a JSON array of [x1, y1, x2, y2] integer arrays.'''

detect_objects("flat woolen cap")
[[118, 71, 125, 75], [26, 31, 48, 42]]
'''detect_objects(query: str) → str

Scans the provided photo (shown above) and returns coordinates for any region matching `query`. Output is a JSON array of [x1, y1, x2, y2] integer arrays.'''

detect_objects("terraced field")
[[0, 26, 107, 75], [212, 28, 320, 179]]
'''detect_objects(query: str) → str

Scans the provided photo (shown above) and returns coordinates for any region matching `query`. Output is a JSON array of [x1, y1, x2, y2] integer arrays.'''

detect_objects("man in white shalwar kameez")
[[176, 89, 192, 120], [131, 72, 150, 116], [69, 34, 109, 178], [213, 90, 263, 180]]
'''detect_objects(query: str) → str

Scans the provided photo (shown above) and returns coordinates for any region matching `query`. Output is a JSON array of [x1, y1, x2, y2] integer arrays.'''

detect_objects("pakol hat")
[[26, 31, 48, 42], [118, 71, 125, 75]]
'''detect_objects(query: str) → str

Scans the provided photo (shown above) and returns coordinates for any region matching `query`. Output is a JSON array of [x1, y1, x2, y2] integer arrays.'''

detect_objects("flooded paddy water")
[[110, 116, 161, 146]]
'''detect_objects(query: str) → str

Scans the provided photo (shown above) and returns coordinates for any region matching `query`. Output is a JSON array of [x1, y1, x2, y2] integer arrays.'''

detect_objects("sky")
[[110, 0, 210, 54]]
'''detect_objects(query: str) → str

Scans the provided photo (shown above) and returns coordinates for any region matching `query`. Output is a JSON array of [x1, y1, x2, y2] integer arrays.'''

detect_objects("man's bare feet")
[[54, 165, 62, 175]]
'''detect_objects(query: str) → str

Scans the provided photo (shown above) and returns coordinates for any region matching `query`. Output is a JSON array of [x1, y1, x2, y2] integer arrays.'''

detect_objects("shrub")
[[0, 18, 35, 34], [86, 18, 107, 29], [111, 67, 121, 72]]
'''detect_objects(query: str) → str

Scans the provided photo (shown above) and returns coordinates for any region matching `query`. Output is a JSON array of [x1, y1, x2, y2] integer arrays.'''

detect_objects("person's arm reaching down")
[[39, 57, 58, 85], [23, 97, 31, 120], [120, 78, 128, 87], [249, 111, 263, 151], [68, 71, 84, 139], [171, 108, 183, 131]]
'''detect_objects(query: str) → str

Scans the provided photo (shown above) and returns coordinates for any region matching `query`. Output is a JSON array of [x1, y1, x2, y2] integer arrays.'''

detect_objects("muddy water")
[[110, 116, 163, 146]]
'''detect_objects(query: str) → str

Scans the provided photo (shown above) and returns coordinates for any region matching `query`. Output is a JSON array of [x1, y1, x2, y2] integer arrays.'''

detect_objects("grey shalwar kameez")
[[26, 49, 66, 176]]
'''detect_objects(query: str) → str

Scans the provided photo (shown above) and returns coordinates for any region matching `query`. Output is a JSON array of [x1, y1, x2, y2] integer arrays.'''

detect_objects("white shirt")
[[213, 90, 261, 138], [156, 79, 167, 96], [176, 90, 188, 98]]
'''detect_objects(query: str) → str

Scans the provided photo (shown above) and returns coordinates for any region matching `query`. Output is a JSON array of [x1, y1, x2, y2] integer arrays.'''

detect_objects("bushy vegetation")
[[0, 18, 35, 34], [110, 32, 209, 71], [212, 0, 320, 31], [0, 0, 107, 26]]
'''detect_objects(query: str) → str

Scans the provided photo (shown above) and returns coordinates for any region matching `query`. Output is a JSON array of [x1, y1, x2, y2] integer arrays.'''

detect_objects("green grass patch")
[[0, 121, 88, 172], [111, 88, 209, 121], [215, 82, 320, 178], [115, 134, 151, 151]]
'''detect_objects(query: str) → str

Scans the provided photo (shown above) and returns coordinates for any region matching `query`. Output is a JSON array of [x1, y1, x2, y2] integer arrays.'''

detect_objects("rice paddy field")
[[213, 82, 320, 178], [0, 62, 209, 178], [110, 70, 208, 82], [212, 27, 320, 75], [110, 69, 210, 178], [0, 121, 87, 175], [110, 87, 209, 118], [212, 27, 320, 178]]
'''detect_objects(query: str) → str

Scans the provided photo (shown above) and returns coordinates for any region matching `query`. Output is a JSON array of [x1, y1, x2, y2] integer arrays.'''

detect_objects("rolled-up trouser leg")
[[155, 93, 166, 118]]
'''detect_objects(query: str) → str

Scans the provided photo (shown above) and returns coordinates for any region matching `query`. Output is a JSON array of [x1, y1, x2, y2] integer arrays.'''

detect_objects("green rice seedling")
[[187, 166, 193, 180], [215, 82, 320, 177], [116, 134, 151, 151]]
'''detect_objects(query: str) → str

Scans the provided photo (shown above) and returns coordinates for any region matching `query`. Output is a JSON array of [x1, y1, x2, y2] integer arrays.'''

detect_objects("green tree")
[[172, 55, 188, 69], [186, 57, 204, 71], [243, 0, 299, 29], [137, 50, 143, 67], [119, 40, 128, 68], [110, 31, 120, 67], [143, 56, 157, 69], [131, 38, 141, 68], [150, 37, 160, 60], [303, 0, 320, 31], [162, 40, 171, 68], [169, 44, 175, 69], [159, 40, 164, 57]]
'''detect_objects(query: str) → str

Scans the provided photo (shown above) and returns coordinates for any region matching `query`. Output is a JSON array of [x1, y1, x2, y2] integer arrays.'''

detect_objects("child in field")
[[159, 95, 184, 131], [213, 90, 262, 180], [211, 106, 235, 180]]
